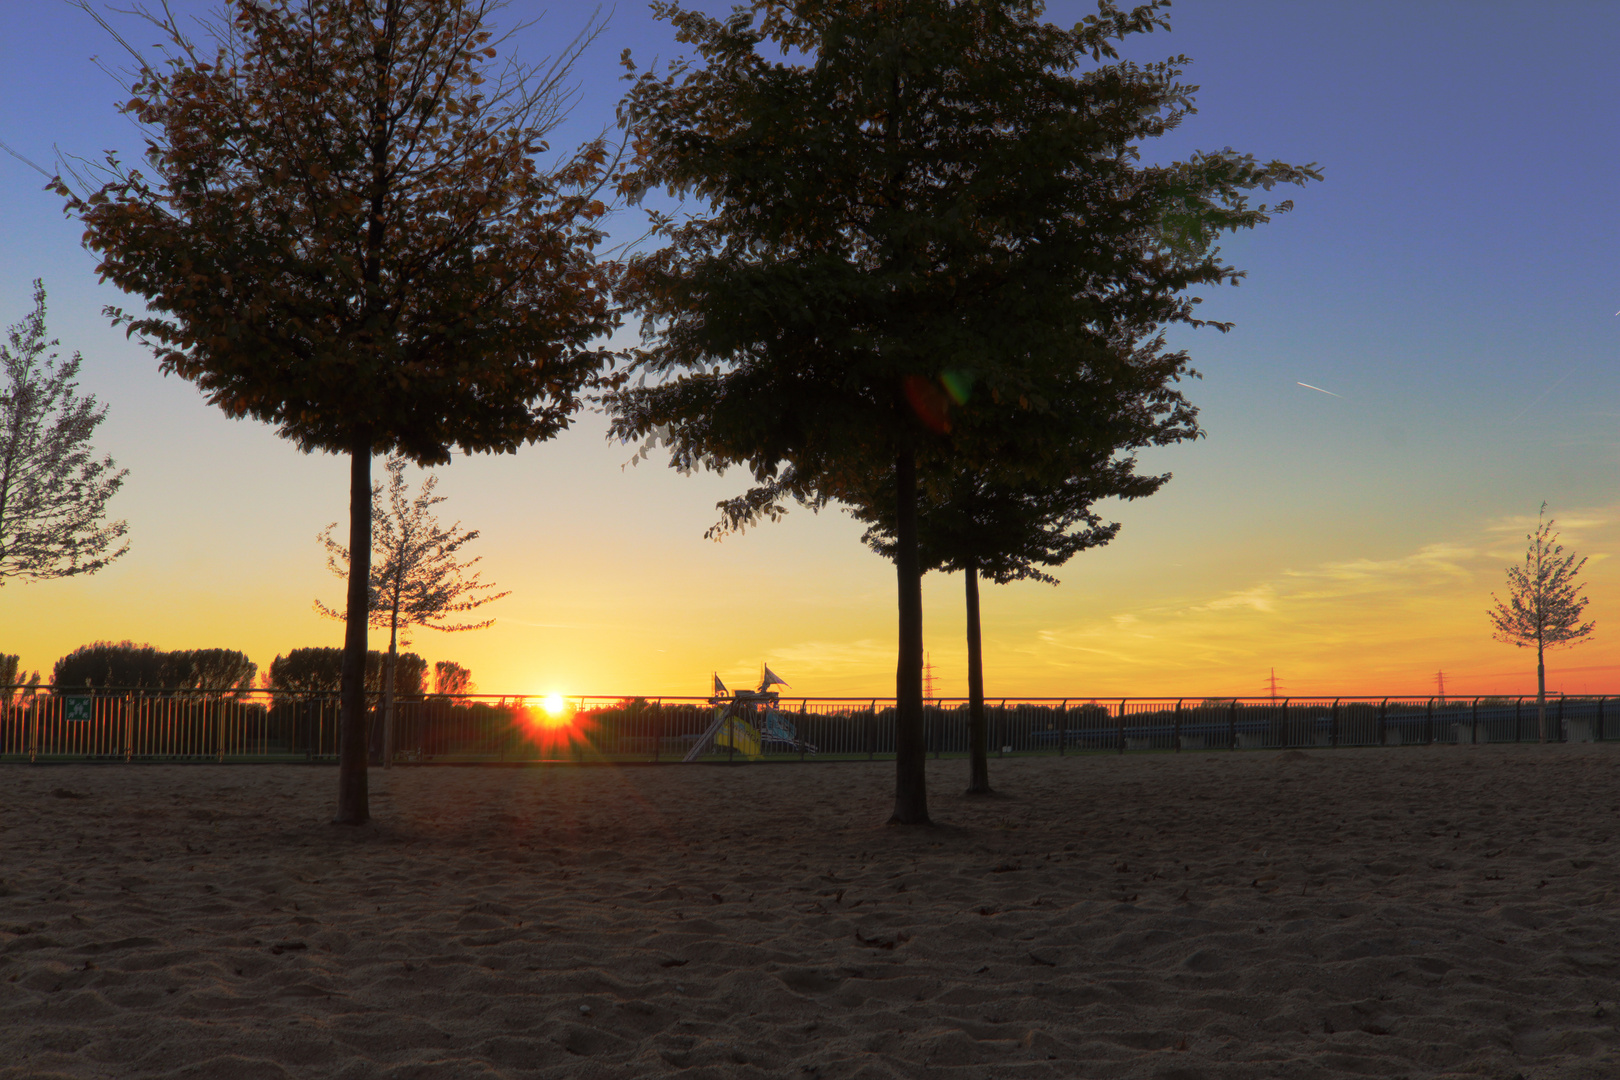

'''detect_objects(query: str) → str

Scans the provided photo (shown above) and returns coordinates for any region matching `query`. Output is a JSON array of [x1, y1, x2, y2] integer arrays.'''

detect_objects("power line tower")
[[1436, 670, 1447, 705], [923, 651, 938, 706], [1266, 667, 1284, 700]]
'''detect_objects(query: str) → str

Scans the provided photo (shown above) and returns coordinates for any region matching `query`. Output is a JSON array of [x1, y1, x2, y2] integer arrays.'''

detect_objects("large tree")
[[0, 282, 128, 584], [852, 332, 1198, 793], [611, 0, 1317, 823], [1489, 503, 1595, 743], [317, 454, 505, 768], [60, 0, 619, 823]]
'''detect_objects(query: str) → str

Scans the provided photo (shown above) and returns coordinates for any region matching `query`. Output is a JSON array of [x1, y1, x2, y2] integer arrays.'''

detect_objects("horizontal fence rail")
[[1, 687, 1612, 764]]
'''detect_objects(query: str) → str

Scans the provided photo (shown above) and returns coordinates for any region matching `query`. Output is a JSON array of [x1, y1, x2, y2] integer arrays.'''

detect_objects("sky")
[[1, 0, 1617, 702]]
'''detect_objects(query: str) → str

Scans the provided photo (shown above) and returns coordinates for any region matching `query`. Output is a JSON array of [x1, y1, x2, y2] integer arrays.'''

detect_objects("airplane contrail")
[[1296, 381, 1343, 398], [1508, 365, 1578, 425]]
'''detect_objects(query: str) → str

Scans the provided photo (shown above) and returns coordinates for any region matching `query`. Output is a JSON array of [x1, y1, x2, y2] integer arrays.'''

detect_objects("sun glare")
[[540, 694, 568, 722]]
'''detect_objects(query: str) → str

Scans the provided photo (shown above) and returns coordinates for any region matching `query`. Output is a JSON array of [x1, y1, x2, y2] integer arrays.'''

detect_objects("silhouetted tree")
[[267, 648, 346, 698], [51, 641, 257, 695], [854, 338, 1194, 792], [1, 281, 128, 583], [268, 647, 426, 699], [317, 454, 505, 767], [61, 1, 620, 824], [1, 653, 40, 704], [163, 649, 258, 696], [611, 0, 1317, 824], [53, 641, 168, 689], [1489, 504, 1595, 742], [434, 661, 474, 696]]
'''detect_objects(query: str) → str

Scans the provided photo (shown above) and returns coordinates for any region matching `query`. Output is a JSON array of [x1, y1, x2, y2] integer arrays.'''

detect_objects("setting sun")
[[540, 694, 568, 721]]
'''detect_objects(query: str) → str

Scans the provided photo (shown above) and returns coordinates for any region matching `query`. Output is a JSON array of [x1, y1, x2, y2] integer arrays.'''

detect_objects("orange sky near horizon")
[[5, 410, 1615, 704]]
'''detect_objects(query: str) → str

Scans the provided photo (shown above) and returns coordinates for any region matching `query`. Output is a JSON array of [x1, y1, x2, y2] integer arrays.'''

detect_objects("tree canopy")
[[611, 0, 1318, 823], [59, 1, 618, 465], [60, 0, 620, 823], [51, 641, 256, 694], [267, 647, 427, 699]]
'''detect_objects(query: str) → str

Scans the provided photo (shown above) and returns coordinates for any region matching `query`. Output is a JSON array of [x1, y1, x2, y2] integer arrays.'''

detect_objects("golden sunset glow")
[[540, 694, 568, 722]]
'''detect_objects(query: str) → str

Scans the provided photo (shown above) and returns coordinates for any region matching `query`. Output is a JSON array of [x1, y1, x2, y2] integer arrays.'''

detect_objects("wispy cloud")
[[1013, 504, 1620, 696]]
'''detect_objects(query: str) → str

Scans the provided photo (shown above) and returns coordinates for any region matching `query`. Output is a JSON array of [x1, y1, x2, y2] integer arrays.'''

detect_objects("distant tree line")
[[52, 641, 256, 694], [5, 641, 474, 699], [266, 648, 426, 699]]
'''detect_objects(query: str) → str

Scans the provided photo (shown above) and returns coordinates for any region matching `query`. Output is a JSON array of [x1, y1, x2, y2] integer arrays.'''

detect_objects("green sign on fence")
[[64, 697, 92, 721]]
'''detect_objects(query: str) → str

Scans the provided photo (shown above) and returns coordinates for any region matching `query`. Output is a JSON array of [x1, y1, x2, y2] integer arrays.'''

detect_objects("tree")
[[267, 648, 347, 698], [61, 1, 620, 824], [53, 640, 168, 689], [611, 0, 1317, 823], [317, 454, 505, 768], [1, 281, 128, 583], [50, 641, 257, 694], [268, 646, 424, 699], [164, 649, 258, 696], [1, 653, 41, 705], [853, 337, 1196, 792], [433, 660, 474, 696], [1489, 503, 1595, 743]]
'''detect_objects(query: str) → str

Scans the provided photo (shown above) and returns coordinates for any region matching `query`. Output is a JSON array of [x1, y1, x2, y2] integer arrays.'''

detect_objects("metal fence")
[[1, 687, 1613, 764]]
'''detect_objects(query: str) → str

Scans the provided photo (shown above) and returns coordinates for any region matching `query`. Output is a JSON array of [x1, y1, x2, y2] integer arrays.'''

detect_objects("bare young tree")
[[318, 455, 506, 767], [0, 282, 128, 584], [1489, 503, 1596, 742]]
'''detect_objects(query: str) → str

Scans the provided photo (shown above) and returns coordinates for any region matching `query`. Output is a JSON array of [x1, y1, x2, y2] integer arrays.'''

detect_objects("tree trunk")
[[382, 622, 398, 771], [1537, 643, 1547, 744], [334, 445, 372, 825], [890, 446, 929, 824], [964, 558, 990, 795]]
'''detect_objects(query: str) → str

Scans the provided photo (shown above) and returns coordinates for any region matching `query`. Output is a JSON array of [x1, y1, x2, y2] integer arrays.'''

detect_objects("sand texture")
[[3, 745, 1620, 1079]]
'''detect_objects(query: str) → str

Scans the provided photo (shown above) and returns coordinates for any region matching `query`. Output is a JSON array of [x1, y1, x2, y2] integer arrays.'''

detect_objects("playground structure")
[[682, 667, 817, 761]]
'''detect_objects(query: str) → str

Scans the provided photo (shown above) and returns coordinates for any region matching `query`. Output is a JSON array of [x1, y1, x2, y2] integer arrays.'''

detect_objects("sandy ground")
[[3, 746, 1619, 1080]]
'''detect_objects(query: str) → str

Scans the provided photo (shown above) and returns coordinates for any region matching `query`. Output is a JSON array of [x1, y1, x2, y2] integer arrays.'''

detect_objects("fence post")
[[1471, 697, 1479, 744], [1330, 698, 1339, 748], [1116, 699, 1126, 754], [1058, 699, 1068, 756], [1558, 694, 1566, 742], [1173, 699, 1182, 752], [799, 699, 807, 762], [125, 693, 134, 762], [1281, 698, 1290, 748], [868, 700, 876, 760], [1228, 699, 1237, 749], [1599, 697, 1606, 742], [1377, 698, 1388, 746], [1426, 697, 1434, 745], [1516, 697, 1523, 742]]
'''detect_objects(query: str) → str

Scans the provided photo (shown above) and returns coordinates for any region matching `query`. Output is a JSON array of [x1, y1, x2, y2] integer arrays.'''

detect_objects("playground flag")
[[761, 665, 790, 689], [713, 673, 727, 696]]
